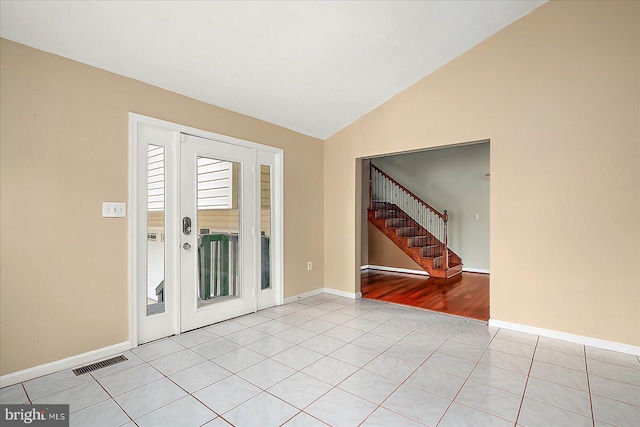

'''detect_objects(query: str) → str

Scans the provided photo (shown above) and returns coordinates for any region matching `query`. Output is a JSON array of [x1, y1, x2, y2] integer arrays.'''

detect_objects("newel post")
[[443, 210, 449, 270]]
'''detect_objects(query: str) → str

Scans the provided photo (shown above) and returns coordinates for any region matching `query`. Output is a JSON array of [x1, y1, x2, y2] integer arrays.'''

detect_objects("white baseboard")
[[284, 288, 362, 303], [0, 341, 131, 388], [489, 319, 640, 356], [361, 264, 429, 276], [362, 264, 490, 275], [283, 288, 325, 304], [324, 288, 362, 299], [463, 268, 490, 274]]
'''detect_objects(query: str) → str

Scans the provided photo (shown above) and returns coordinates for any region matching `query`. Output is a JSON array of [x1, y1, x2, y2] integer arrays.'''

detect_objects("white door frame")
[[128, 113, 284, 347]]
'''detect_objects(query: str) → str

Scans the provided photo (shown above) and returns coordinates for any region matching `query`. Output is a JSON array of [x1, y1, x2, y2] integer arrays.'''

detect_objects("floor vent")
[[72, 355, 128, 376]]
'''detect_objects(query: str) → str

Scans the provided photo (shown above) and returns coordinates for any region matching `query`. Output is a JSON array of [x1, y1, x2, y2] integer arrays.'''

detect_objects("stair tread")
[[368, 207, 462, 278]]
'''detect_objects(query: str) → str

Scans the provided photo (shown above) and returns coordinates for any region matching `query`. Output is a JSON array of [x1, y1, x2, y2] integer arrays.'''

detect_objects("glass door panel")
[[147, 144, 165, 315], [196, 157, 241, 307], [260, 165, 271, 291], [256, 151, 278, 310]]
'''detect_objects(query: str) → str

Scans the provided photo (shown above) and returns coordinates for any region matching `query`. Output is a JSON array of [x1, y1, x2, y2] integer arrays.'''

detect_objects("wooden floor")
[[361, 269, 490, 321]]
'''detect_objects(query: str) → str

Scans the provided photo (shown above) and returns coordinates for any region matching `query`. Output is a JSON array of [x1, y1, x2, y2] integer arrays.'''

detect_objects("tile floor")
[[1, 293, 639, 426]]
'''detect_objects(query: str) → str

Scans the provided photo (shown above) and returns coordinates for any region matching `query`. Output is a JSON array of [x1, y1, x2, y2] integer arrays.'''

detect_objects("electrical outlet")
[[307, 261, 313, 271]]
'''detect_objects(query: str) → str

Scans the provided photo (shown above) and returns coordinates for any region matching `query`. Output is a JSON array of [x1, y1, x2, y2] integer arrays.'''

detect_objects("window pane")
[[147, 144, 165, 316], [197, 157, 241, 307], [261, 165, 271, 290]]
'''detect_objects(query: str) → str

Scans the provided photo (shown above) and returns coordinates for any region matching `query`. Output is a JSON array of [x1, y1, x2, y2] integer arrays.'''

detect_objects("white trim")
[[283, 288, 325, 304], [362, 264, 490, 276], [0, 342, 131, 388], [128, 116, 138, 349], [283, 288, 362, 304], [274, 151, 284, 306], [324, 288, 362, 299], [463, 268, 490, 274], [129, 113, 282, 154], [361, 264, 430, 276], [253, 148, 259, 315], [489, 319, 640, 356]]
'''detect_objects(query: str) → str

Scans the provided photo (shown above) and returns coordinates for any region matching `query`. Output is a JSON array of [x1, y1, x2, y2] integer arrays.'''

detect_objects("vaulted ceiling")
[[0, 1, 546, 139]]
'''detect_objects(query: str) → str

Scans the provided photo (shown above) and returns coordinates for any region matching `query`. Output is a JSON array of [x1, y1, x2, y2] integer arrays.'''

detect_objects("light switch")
[[103, 202, 126, 218]]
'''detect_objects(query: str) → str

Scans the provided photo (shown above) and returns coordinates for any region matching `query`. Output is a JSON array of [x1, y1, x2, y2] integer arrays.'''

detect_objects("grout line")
[[92, 374, 135, 425], [361, 317, 468, 426], [337, 317, 441, 425], [21, 383, 31, 404], [433, 323, 498, 425], [514, 335, 539, 425], [584, 348, 597, 427], [275, 303, 428, 425]]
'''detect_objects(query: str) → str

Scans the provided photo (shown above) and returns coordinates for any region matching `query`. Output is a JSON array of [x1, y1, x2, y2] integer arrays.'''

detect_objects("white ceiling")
[[0, 1, 545, 139]]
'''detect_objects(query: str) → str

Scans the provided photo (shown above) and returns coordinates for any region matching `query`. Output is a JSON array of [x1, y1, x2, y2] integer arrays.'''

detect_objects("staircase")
[[368, 165, 462, 279]]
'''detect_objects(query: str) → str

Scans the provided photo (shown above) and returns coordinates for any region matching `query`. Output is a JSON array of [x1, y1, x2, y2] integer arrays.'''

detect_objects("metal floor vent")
[[72, 355, 127, 376]]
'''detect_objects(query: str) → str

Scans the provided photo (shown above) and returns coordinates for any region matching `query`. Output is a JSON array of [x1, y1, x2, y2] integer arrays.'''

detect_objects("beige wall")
[[0, 39, 324, 375], [325, 1, 640, 346]]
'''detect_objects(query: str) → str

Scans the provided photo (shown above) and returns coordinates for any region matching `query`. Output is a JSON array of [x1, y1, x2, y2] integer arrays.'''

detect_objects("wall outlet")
[[307, 261, 313, 271]]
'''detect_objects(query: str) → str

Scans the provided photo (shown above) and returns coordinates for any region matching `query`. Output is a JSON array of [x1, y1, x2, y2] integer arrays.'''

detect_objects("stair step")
[[408, 236, 437, 247], [420, 245, 442, 257], [396, 227, 420, 237], [431, 253, 456, 260], [431, 255, 458, 268], [375, 210, 401, 218], [431, 263, 463, 278], [385, 218, 411, 228], [372, 201, 393, 209], [368, 197, 462, 278]]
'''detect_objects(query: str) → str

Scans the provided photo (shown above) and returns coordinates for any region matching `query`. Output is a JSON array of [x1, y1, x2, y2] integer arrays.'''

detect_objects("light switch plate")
[[103, 202, 126, 218]]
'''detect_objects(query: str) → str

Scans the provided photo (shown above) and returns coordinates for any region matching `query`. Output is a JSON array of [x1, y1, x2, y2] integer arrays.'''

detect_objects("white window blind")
[[197, 157, 233, 210], [147, 147, 233, 211], [147, 145, 164, 212]]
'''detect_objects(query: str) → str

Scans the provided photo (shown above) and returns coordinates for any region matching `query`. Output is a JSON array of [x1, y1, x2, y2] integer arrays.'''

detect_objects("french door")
[[179, 134, 256, 331], [132, 117, 281, 344]]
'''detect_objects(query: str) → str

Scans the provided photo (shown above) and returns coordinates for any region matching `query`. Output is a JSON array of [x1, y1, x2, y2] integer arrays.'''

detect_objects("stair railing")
[[369, 163, 449, 269]]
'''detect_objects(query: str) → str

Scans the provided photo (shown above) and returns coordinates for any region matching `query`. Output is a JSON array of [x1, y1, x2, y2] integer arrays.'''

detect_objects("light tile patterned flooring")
[[1, 294, 639, 426]]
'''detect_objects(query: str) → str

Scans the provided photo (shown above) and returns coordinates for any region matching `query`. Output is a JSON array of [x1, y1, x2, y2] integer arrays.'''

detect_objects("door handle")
[[183, 242, 191, 250], [182, 217, 192, 235]]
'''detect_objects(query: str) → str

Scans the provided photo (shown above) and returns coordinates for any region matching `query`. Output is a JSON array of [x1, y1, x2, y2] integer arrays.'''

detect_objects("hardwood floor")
[[361, 269, 490, 321]]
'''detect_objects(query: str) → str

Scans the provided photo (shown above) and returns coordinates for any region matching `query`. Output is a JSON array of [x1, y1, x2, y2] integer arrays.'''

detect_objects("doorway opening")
[[358, 141, 490, 321]]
